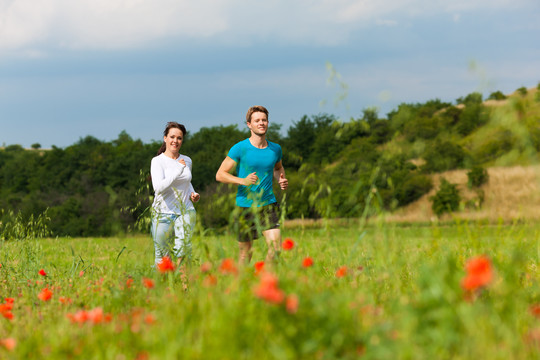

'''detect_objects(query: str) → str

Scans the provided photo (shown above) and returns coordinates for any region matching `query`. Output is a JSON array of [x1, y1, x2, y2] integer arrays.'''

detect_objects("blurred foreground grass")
[[0, 221, 539, 359]]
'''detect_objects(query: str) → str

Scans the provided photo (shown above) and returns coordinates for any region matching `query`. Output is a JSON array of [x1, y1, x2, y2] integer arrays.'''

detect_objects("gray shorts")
[[235, 203, 280, 243]]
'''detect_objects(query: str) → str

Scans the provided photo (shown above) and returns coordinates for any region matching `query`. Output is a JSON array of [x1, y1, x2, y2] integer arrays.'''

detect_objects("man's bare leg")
[[238, 241, 253, 265], [263, 228, 281, 263]]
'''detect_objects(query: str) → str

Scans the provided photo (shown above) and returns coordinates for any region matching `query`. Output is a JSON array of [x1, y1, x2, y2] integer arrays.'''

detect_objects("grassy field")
[[0, 221, 539, 359]]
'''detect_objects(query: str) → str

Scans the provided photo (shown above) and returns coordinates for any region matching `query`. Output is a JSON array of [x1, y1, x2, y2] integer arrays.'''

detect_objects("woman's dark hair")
[[157, 122, 187, 155]]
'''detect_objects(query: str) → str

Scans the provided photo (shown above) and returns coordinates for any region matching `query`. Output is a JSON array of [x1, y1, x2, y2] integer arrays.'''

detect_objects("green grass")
[[0, 222, 539, 359]]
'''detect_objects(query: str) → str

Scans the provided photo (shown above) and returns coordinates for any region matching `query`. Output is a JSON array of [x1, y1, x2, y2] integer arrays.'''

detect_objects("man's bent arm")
[[216, 156, 249, 185], [274, 161, 288, 190], [273, 160, 285, 181]]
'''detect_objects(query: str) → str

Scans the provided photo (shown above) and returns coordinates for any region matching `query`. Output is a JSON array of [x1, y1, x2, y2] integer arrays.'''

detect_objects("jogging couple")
[[149, 105, 288, 267]]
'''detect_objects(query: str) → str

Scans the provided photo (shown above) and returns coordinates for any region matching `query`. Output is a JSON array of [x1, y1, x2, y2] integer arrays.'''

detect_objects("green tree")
[[488, 91, 506, 101], [423, 141, 467, 172], [284, 114, 335, 166], [517, 86, 528, 96], [456, 103, 487, 136], [395, 173, 433, 206], [467, 166, 489, 188], [456, 92, 482, 105], [430, 178, 461, 216]]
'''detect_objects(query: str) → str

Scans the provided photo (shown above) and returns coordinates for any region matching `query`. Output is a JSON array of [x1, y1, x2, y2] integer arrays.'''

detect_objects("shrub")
[[456, 92, 483, 105], [517, 86, 528, 96], [465, 188, 485, 210], [396, 174, 433, 206], [487, 91, 507, 101], [423, 141, 467, 173], [471, 129, 515, 163], [430, 178, 461, 216], [456, 103, 488, 136], [467, 166, 489, 188]]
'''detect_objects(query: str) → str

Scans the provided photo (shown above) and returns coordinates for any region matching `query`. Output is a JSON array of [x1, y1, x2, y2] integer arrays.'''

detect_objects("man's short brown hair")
[[246, 105, 269, 123]]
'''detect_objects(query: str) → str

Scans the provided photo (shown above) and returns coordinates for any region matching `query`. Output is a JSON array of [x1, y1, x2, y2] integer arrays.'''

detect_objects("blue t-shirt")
[[227, 139, 282, 207]]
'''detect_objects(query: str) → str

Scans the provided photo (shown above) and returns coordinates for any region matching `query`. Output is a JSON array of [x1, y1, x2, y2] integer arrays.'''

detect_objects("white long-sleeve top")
[[150, 153, 196, 214]]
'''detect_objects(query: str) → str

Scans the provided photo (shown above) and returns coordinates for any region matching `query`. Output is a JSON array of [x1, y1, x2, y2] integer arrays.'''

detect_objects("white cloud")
[[0, 0, 535, 53], [0, 0, 231, 51]]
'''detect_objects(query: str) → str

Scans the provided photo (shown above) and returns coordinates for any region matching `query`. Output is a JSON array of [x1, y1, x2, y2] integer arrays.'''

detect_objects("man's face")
[[247, 112, 268, 136]]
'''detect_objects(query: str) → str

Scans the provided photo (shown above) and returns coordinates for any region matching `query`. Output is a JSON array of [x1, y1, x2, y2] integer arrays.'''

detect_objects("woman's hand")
[[191, 192, 200, 203], [178, 158, 186, 166]]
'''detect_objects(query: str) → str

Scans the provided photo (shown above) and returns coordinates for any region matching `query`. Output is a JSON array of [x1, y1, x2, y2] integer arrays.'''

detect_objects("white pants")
[[151, 210, 196, 265]]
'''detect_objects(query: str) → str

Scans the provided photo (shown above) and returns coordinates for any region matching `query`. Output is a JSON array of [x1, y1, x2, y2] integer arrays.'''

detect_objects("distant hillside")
[[386, 86, 540, 223], [386, 165, 540, 223]]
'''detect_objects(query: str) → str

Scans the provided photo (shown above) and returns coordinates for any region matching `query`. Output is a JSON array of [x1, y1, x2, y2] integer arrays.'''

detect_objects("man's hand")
[[191, 192, 200, 202], [244, 172, 258, 186], [278, 173, 288, 190]]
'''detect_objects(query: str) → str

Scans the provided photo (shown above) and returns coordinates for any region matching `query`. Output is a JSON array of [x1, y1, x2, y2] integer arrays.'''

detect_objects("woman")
[[150, 122, 200, 267]]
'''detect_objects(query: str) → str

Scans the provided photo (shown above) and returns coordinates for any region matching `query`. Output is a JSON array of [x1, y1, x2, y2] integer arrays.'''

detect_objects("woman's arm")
[[151, 157, 185, 194]]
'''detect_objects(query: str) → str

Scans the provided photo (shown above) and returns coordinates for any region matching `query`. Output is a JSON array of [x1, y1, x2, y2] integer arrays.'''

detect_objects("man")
[[216, 105, 288, 264]]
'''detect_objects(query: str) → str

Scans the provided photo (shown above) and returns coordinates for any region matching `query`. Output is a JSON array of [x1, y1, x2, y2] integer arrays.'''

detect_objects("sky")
[[0, 0, 539, 149]]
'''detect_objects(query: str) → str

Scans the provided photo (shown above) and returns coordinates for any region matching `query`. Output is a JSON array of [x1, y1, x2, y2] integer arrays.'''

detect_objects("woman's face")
[[164, 128, 183, 154]]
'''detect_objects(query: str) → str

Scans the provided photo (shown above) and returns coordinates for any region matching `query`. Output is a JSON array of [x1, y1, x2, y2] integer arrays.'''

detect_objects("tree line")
[[1, 85, 539, 237]]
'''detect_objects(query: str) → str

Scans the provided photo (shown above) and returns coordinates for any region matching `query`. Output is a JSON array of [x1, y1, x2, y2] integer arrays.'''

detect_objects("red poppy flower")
[[0, 301, 14, 320], [219, 258, 238, 275], [142, 278, 155, 289], [87, 307, 105, 324], [67, 310, 89, 324], [0, 311, 13, 320], [67, 307, 111, 325], [461, 255, 493, 291], [253, 272, 285, 304], [126, 278, 134, 288], [282, 238, 295, 250], [254, 261, 265, 275], [335, 266, 348, 278], [38, 269, 47, 277], [525, 328, 540, 347], [302, 257, 313, 268], [530, 304, 540, 318], [286, 294, 299, 314], [88, 307, 111, 324], [0, 338, 16, 351], [200, 262, 212, 273], [38, 287, 53, 301], [144, 314, 156, 325], [59, 297, 72, 305], [157, 256, 175, 273], [203, 274, 218, 287], [135, 351, 150, 360]]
